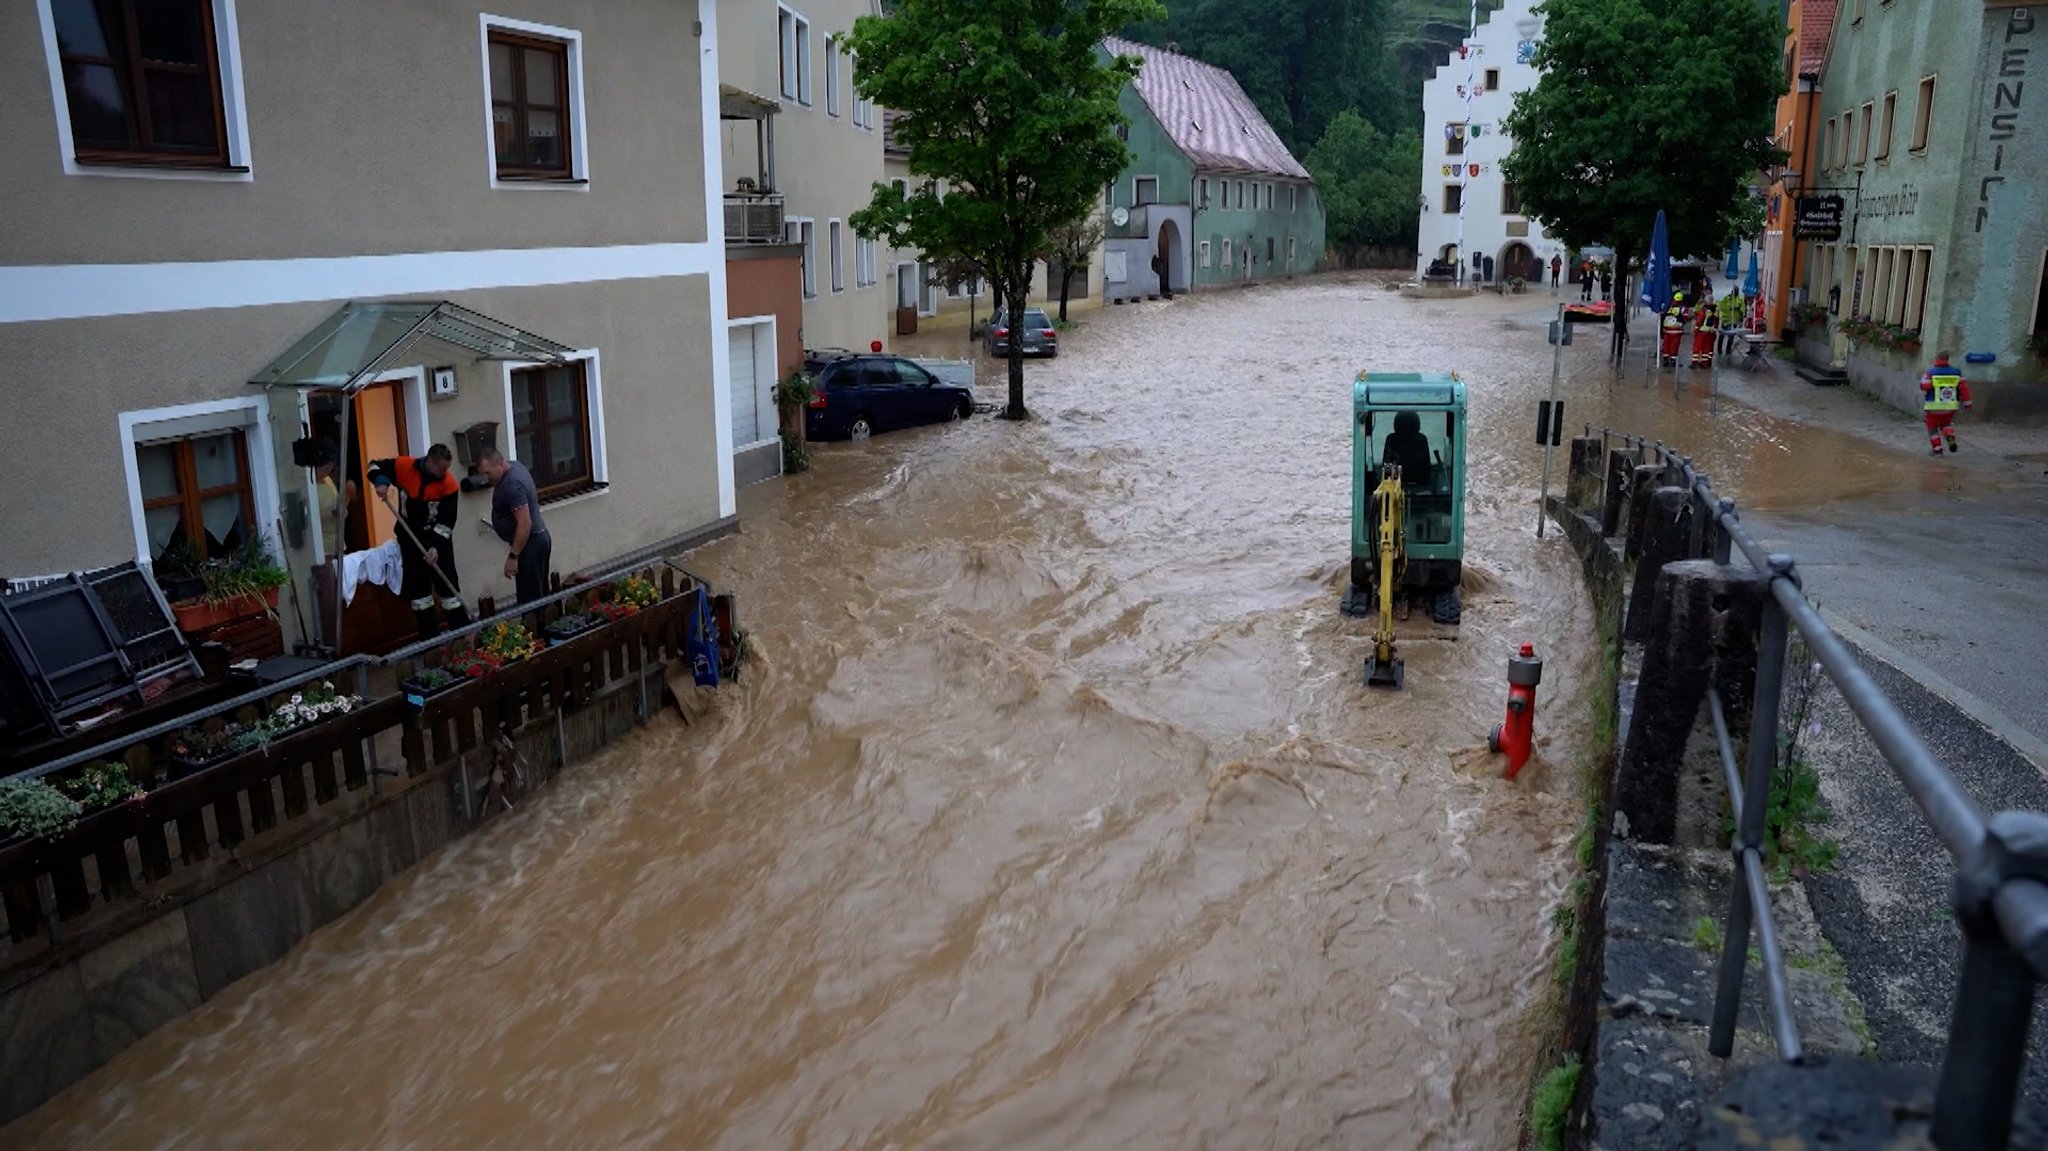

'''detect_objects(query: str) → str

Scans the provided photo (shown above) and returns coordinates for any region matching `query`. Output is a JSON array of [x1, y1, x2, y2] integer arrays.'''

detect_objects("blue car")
[[802, 352, 976, 441]]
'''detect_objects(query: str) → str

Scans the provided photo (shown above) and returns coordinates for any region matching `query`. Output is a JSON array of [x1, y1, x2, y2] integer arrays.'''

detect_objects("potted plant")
[[543, 611, 605, 642], [153, 539, 208, 603], [0, 777, 82, 846], [170, 537, 290, 633], [451, 622, 541, 678], [59, 762, 147, 813], [400, 664, 465, 707], [166, 720, 267, 776], [594, 575, 660, 621]]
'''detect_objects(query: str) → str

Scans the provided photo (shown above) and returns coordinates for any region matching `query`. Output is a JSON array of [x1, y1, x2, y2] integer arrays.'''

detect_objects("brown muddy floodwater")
[[13, 279, 1920, 1151]]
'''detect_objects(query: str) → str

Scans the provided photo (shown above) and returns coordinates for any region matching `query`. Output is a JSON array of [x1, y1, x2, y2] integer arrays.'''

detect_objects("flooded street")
[[14, 278, 1919, 1151]]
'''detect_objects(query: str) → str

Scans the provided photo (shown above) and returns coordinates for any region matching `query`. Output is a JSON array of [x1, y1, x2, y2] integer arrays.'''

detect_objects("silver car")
[[985, 307, 1059, 358]]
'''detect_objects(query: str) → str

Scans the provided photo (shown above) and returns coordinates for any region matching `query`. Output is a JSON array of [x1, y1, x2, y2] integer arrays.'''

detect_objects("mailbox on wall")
[[452, 421, 499, 492]]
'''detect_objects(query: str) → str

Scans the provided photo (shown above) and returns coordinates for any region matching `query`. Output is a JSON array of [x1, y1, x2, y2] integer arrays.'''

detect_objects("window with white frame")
[[856, 236, 877, 287], [1221, 238, 1233, 269], [1911, 75, 1935, 152], [41, 0, 254, 176], [1287, 185, 1297, 212], [1264, 183, 1273, 211], [133, 423, 259, 564], [778, 7, 811, 104], [1287, 235, 1297, 264], [1200, 240, 1212, 268], [1199, 177, 1210, 205], [829, 219, 844, 292], [850, 51, 871, 127], [1134, 176, 1158, 205], [508, 354, 605, 500], [483, 16, 587, 184], [1236, 180, 1246, 207], [826, 36, 841, 116]]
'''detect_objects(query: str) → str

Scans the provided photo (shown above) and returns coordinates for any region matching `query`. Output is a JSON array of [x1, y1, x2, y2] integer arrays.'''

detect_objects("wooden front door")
[[327, 381, 421, 654]]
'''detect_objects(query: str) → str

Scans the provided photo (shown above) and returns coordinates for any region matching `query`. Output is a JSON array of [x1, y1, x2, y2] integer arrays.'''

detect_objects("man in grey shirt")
[[477, 448, 552, 605]]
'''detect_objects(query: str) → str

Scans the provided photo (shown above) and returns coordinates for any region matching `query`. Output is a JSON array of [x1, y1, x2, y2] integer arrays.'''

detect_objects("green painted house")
[[1099, 37, 1326, 301], [1798, 0, 2048, 418]]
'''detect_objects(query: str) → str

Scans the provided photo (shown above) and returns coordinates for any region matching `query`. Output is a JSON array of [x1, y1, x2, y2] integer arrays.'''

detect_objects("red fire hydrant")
[[1491, 643, 1543, 781]]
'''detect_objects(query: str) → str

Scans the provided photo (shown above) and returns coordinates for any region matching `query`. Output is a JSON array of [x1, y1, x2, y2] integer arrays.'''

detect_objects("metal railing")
[[723, 192, 785, 244], [1583, 426, 2048, 1149]]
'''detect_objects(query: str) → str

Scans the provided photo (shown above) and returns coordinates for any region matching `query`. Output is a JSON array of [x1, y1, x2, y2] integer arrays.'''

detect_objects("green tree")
[[849, 0, 1162, 419], [1043, 213, 1106, 322], [1500, 0, 1784, 352], [1306, 110, 1422, 256]]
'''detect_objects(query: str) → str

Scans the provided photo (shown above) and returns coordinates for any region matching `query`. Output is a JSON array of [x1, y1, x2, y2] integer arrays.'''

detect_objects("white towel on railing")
[[340, 540, 404, 605]]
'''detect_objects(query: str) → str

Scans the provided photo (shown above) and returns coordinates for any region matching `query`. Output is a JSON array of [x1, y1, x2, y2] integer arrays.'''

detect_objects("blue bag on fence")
[[687, 585, 720, 688]]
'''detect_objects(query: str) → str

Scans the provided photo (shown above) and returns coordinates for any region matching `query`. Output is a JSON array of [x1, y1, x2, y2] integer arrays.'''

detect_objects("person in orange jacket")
[[1919, 352, 1974, 455], [368, 445, 472, 639]]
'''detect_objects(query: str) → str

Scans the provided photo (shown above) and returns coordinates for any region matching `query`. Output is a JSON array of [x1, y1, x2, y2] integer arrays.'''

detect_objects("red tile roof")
[[1102, 36, 1310, 179], [1798, 0, 1839, 76]]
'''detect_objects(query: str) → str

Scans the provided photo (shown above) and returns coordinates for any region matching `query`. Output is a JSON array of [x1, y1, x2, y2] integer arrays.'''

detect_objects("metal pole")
[[1714, 498, 1736, 564], [1538, 303, 1562, 539], [1934, 929, 2036, 1149], [1712, 564, 1790, 1057]]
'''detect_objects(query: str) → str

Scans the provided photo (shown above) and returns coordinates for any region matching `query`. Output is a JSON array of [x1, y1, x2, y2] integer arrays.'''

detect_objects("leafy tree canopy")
[[1305, 110, 1424, 252], [848, 0, 1162, 418], [1500, 0, 1786, 272]]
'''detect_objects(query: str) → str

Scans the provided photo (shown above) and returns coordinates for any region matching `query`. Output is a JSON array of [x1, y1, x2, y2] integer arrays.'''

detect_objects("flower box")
[[400, 669, 466, 710], [170, 587, 279, 633], [542, 612, 606, 642]]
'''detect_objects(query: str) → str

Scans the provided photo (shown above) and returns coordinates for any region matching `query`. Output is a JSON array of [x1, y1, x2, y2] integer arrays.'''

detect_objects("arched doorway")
[[1155, 218, 1184, 296], [1499, 242, 1540, 283], [1439, 243, 1460, 264]]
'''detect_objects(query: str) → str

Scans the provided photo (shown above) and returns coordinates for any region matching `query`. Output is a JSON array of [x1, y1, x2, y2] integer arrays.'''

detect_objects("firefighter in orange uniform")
[[367, 445, 472, 640], [1691, 290, 1719, 369]]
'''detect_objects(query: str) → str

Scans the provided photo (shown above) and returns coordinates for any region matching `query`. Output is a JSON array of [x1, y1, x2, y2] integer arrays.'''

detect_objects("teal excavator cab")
[[1342, 373, 1467, 685]]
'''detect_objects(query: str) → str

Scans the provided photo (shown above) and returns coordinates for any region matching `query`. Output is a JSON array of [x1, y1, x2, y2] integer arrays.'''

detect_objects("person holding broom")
[[367, 445, 470, 641]]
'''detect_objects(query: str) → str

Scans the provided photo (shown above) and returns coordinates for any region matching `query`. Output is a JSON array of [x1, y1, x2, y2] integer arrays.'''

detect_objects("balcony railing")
[[725, 192, 785, 245]]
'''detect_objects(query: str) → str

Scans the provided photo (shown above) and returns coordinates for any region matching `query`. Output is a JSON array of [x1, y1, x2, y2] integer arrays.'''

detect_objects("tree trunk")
[[1003, 278, 1028, 421], [1058, 266, 1074, 323]]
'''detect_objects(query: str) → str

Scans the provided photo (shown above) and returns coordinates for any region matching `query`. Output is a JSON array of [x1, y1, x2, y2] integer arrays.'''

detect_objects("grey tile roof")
[[1103, 36, 1311, 180]]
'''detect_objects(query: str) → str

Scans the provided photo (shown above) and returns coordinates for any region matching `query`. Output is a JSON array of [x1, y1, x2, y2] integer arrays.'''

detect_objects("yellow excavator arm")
[[1365, 464, 1406, 689]]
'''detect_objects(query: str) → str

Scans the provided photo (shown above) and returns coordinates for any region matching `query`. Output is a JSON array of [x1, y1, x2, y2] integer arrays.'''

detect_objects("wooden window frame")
[[138, 432, 256, 562], [1484, 68, 1500, 91], [1503, 182, 1523, 215], [1446, 123, 1466, 156], [1443, 183, 1463, 214], [510, 361, 595, 500], [1134, 175, 1158, 205], [489, 28, 573, 180], [57, 0, 230, 168]]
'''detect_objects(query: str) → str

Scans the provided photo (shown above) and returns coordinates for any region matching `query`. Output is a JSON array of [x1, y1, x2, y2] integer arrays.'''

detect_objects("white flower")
[[289, 693, 303, 705]]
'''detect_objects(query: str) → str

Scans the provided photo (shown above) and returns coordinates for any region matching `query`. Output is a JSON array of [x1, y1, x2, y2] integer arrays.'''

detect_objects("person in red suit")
[[1691, 290, 1719, 369], [1919, 352, 1974, 455]]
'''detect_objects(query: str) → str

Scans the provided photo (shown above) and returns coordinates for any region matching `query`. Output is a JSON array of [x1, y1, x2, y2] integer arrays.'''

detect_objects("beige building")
[[0, 0, 735, 655], [880, 112, 1105, 341], [717, 0, 887, 359]]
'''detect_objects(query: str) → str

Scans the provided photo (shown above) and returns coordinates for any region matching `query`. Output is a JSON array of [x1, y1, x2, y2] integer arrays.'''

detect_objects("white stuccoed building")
[[1414, 0, 1562, 286]]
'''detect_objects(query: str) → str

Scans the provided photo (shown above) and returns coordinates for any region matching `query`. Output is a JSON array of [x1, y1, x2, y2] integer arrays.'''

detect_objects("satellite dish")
[[1110, 206, 1130, 227]]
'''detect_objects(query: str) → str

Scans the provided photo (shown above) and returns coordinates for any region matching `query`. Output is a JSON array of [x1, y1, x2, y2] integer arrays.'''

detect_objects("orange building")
[[1760, 0, 1838, 338]]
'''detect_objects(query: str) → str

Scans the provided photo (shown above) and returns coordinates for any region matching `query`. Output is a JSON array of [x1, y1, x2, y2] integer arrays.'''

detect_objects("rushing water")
[[17, 278, 1918, 1151]]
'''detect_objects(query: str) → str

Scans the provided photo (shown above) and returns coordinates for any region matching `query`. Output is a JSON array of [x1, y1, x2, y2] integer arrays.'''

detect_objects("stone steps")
[[1794, 361, 1850, 387]]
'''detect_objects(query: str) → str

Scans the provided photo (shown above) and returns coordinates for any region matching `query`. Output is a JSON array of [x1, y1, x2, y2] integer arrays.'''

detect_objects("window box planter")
[[400, 668, 466, 710], [170, 587, 279, 633], [542, 612, 606, 642]]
